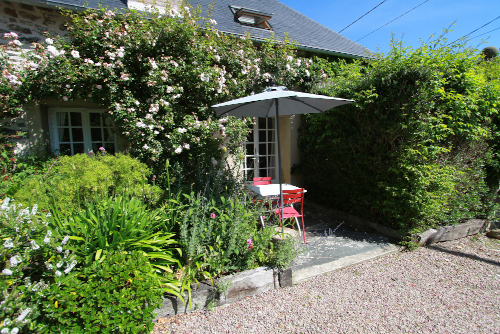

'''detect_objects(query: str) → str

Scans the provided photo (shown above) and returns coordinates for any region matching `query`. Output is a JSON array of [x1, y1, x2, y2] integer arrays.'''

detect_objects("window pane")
[[73, 143, 84, 154], [70, 112, 82, 126], [72, 128, 84, 142], [259, 130, 266, 143], [245, 170, 254, 181], [103, 128, 113, 141], [103, 115, 113, 127], [105, 143, 115, 154], [269, 168, 276, 179], [58, 128, 70, 142], [268, 143, 274, 155], [259, 157, 267, 168], [89, 113, 101, 126], [259, 168, 267, 177], [267, 130, 275, 142], [259, 143, 266, 155], [91, 128, 102, 141], [92, 143, 103, 153], [268, 157, 275, 168], [268, 118, 274, 129], [258, 118, 266, 129], [246, 157, 254, 168], [59, 143, 71, 155], [56, 112, 69, 126], [246, 143, 254, 156]]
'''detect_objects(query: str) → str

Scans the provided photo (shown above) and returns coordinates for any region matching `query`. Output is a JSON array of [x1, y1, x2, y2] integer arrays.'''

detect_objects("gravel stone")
[[153, 235, 500, 334]]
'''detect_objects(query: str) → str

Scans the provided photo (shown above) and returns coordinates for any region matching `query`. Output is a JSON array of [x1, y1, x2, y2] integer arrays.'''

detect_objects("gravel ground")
[[153, 234, 500, 334]]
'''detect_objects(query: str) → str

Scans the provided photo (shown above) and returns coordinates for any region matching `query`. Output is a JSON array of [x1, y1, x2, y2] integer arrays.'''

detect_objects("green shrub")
[[177, 193, 272, 276], [266, 236, 302, 270], [169, 192, 281, 307], [36, 251, 163, 334], [298, 36, 500, 236], [49, 195, 181, 296], [1, 198, 170, 333], [0, 198, 78, 333], [11, 153, 164, 213]]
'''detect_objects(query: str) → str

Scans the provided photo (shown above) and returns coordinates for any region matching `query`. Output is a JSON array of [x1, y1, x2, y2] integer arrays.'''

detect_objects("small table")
[[247, 183, 306, 228], [247, 183, 306, 199]]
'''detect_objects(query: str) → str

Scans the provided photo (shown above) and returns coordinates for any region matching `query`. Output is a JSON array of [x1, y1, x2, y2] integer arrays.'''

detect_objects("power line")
[[356, 0, 431, 42], [447, 15, 500, 46], [470, 26, 500, 40], [339, 0, 388, 33]]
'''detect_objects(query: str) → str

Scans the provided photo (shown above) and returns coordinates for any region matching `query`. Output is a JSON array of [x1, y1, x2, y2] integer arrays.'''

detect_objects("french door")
[[243, 117, 277, 183]]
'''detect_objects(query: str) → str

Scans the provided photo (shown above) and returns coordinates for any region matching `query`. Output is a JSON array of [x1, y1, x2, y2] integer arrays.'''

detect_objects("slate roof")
[[189, 0, 372, 59], [22, 0, 371, 58]]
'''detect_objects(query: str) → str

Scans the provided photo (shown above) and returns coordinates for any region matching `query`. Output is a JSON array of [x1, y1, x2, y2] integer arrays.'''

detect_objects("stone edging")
[[154, 266, 290, 319]]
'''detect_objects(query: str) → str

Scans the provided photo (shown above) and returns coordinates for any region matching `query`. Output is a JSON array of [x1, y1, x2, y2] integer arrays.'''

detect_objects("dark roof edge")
[[13, 0, 89, 11], [13, 0, 127, 12], [218, 29, 373, 59], [295, 44, 375, 60]]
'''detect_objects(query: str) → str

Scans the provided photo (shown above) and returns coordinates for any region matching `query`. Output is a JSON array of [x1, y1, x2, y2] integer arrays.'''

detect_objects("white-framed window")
[[49, 108, 116, 155], [243, 117, 277, 182]]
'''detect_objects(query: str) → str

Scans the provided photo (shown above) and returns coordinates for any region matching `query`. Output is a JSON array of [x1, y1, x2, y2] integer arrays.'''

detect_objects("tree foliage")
[[298, 36, 500, 235]]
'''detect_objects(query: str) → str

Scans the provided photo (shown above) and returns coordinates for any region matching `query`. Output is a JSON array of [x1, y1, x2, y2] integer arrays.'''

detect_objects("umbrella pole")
[[274, 98, 284, 235]]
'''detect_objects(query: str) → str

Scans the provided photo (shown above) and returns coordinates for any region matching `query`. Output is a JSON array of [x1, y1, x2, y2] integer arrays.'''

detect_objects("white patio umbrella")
[[211, 86, 354, 233]]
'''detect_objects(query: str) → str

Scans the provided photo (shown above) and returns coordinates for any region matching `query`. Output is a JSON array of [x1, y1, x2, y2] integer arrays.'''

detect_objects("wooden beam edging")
[[306, 202, 496, 246]]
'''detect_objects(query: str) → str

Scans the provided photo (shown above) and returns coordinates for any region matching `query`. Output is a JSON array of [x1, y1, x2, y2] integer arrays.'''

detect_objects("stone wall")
[[0, 1, 69, 47]]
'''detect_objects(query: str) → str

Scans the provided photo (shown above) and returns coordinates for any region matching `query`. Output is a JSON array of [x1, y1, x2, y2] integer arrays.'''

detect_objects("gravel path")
[[153, 235, 500, 334]]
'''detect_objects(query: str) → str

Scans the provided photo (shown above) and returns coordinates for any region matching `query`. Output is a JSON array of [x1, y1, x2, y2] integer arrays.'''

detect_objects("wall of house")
[[0, 1, 70, 60], [278, 115, 303, 187]]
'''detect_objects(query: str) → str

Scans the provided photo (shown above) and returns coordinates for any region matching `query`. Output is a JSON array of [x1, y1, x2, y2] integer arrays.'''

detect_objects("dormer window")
[[230, 6, 273, 30]]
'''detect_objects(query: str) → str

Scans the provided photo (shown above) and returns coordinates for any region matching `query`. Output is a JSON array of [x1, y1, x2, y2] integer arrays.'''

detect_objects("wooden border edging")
[[419, 219, 492, 245], [307, 202, 496, 246]]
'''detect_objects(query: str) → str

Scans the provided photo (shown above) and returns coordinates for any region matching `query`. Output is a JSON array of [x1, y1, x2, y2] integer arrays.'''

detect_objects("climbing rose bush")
[[1, 6, 332, 185]]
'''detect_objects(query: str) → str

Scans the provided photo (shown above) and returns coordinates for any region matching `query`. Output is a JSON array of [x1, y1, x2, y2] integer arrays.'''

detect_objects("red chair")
[[274, 188, 306, 244], [252, 177, 274, 226], [253, 177, 272, 185]]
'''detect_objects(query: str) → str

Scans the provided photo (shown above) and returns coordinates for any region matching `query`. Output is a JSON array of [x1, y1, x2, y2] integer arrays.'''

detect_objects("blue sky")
[[279, 0, 500, 55]]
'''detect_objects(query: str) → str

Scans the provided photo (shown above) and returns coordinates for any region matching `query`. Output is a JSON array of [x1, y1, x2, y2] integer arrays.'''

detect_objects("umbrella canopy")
[[212, 86, 354, 240], [213, 86, 354, 117]]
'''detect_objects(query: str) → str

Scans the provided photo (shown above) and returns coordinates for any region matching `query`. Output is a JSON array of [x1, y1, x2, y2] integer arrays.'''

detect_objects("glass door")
[[244, 118, 277, 183]]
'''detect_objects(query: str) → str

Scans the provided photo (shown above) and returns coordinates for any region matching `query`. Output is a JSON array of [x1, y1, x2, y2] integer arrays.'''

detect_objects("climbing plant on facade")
[[1, 6, 331, 188]]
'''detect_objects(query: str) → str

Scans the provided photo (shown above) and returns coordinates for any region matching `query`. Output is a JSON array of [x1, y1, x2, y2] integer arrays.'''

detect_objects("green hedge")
[[298, 39, 500, 237]]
